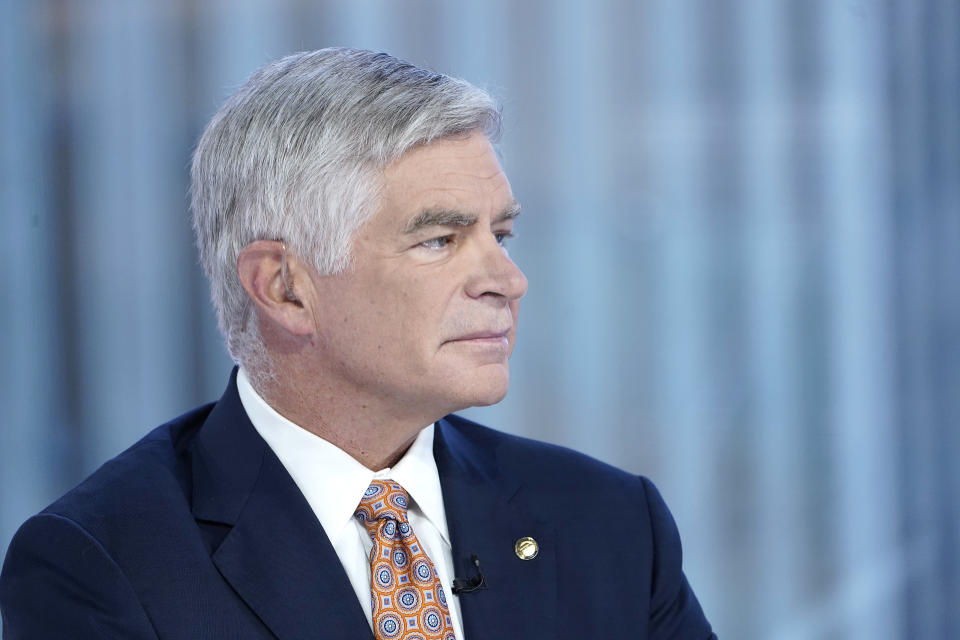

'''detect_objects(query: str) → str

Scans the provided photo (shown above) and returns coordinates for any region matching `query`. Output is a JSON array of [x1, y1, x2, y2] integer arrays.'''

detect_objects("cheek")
[[376, 279, 441, 343], [405, 274, 457, 314], [363, 268, 463, 353]]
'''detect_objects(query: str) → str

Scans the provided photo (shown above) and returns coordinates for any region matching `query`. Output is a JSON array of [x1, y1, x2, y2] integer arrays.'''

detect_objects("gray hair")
[[190, 48, 501, 380]]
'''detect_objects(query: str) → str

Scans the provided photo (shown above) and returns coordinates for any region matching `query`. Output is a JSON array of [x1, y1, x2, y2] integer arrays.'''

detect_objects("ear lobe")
[[237, 240, 314, 337]]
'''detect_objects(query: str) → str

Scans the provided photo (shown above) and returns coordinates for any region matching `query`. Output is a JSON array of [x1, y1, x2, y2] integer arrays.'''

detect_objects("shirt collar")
[[235, 368, 451, 547], [378, 425, 451, 546]]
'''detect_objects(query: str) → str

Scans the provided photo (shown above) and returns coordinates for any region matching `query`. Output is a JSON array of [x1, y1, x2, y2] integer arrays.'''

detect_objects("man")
[[0, 48, 716, 639]]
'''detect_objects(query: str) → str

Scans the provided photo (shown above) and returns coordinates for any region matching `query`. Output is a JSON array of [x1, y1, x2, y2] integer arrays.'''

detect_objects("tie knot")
[[355, 480, 412, 538]]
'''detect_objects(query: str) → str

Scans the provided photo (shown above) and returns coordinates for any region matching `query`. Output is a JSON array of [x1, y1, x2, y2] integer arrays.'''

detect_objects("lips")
[[447, 328, 511, 342]]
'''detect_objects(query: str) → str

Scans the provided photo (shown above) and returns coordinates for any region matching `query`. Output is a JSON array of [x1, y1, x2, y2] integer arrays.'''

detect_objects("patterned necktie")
[[354, 479, 455, 640]]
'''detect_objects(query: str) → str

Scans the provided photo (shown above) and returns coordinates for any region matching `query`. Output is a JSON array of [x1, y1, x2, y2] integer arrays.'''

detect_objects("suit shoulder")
[[441, 413, 641, 490], [39, 402, 215, 539]]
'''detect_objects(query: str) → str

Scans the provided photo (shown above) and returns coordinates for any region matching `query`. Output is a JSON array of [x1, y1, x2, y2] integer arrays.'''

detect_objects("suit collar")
[[190, 368, 265, 524], [190, 369, 372, 640], [435, 417, 557, 640]]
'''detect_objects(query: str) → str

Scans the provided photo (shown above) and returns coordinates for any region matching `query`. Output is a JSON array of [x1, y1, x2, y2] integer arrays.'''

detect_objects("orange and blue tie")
[[354, 479, 455, 640]]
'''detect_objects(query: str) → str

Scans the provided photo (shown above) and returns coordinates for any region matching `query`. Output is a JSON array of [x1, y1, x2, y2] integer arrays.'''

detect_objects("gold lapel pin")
[[514, 536, 539, 560]]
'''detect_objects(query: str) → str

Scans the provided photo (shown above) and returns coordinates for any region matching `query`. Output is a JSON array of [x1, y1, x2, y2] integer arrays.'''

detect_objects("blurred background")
[[1, 0, 958, 638]]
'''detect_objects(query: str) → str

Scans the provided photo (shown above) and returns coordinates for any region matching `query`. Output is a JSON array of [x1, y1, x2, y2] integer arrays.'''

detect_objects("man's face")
[[305, 132, 528, 420]]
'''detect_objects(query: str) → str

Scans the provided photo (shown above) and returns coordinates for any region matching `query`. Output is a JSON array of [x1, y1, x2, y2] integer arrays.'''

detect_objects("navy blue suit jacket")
[[1, 372, 715, 638]]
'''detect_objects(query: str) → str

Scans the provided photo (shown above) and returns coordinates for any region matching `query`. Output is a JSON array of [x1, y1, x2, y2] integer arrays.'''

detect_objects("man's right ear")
[[236, 240, 314, 337]]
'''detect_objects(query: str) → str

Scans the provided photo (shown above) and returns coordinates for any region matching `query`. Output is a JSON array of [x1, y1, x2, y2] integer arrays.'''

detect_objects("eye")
[[419, 235, 453, 250], [494, 231, 515, 246]]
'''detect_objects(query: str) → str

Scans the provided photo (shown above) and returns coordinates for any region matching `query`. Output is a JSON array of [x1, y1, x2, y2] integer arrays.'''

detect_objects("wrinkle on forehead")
[[384, 134, 502, 181]]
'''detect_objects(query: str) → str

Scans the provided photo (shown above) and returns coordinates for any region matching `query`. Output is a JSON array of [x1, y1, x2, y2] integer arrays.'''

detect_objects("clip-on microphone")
[[451, 553, 487, 595]]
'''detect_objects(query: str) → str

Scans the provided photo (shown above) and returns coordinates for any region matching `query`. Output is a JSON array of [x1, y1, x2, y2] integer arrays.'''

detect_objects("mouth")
[[445, 328, 511, 343]]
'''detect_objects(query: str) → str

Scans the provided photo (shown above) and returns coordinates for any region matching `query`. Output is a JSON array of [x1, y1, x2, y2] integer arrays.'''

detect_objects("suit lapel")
[[435, 419, 557, 640], [191, 371, 373, 640]]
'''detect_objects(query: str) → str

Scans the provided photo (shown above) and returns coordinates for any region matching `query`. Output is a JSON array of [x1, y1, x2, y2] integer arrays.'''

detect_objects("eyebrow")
[[402, 201, 521, 234]]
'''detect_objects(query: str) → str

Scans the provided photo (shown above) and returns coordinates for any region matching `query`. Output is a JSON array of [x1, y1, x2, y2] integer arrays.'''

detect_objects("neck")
[[252, 365, 437, 470]]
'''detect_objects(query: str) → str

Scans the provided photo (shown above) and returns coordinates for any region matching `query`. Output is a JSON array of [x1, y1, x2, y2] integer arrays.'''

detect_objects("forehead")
[[378, 133, 513, 221]]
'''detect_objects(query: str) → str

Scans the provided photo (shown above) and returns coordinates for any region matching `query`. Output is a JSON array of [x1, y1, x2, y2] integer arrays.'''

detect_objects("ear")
[[237, 240, 314, 337]]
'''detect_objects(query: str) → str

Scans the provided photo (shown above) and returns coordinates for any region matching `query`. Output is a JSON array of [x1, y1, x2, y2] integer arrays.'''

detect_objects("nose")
[[465, 236, 528, 302]]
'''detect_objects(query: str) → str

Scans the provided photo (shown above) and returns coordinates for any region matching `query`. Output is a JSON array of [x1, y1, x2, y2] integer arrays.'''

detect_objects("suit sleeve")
[[0, 513, 159, 640], [641, 477, 718, 639]]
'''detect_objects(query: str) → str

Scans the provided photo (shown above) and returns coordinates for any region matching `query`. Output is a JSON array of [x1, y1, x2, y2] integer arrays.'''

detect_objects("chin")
[[451, 369, 511, 409], [466, 389, 508, 408]]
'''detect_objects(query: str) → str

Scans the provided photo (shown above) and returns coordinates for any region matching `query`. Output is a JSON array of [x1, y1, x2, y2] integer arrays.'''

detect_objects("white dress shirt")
[[236, 368, 465, 639]]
